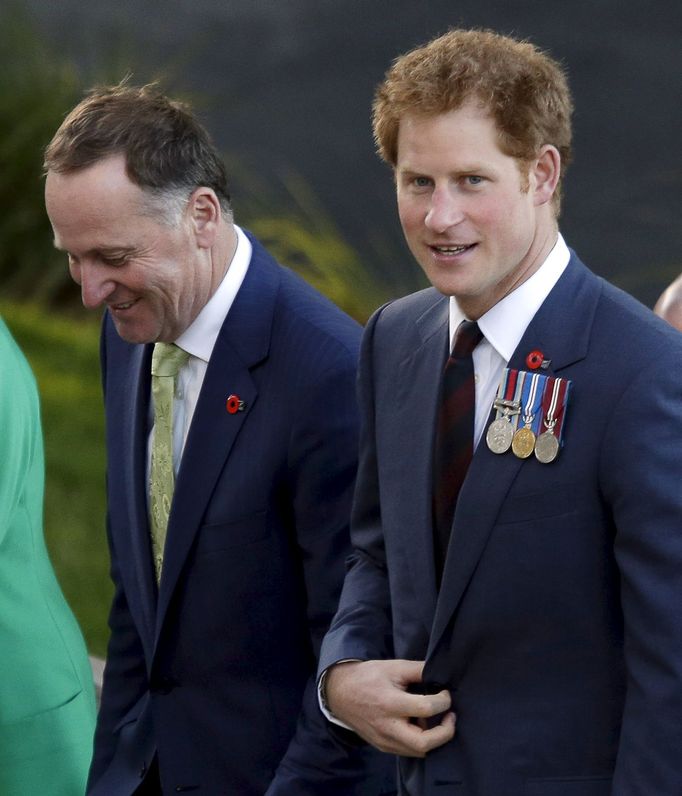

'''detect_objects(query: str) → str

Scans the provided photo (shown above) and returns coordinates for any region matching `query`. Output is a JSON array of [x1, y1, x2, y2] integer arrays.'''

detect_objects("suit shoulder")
[[372, 286, 443, 324], [595, 278, 682, 364], [273, 264, 363, 360], [239, 229, 362, 357]]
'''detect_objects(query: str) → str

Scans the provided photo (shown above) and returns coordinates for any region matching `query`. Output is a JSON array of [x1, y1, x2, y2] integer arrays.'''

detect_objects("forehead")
[[45, 155, 151, 248], [395, 104, 506, 168], [46, 154, 138, 210]]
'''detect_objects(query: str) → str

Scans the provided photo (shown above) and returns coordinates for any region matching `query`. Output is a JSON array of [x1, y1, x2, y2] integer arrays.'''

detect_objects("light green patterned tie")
[[149, 342, 190, 582]]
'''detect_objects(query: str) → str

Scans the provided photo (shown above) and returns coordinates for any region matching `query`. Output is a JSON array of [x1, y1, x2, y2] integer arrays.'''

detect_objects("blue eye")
[[413, 176, 431, 188], [466, 175, 484, 185]]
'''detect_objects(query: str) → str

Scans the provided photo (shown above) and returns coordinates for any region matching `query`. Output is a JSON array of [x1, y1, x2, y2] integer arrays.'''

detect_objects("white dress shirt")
[[450, 233, 570, 448], [147, 225, 252, 483]]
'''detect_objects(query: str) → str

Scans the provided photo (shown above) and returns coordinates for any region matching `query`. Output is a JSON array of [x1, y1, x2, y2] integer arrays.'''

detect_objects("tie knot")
[[151, 343, 190, 377], [451, 320, 483, 359]]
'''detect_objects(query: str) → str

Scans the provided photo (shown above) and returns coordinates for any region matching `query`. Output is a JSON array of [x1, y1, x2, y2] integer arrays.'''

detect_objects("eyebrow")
[[52, 242, 138, 258], [397, 163, 490, 176]]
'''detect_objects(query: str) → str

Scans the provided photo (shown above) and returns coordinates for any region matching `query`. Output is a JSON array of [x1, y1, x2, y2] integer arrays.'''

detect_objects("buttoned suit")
[[319, 252, 682, 795], [88, 233, 392, 794]]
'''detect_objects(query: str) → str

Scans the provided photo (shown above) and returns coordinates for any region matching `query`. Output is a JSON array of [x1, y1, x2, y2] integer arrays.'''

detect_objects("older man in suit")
[[319, 29, 682, 795], [44, 84, 392, 795]]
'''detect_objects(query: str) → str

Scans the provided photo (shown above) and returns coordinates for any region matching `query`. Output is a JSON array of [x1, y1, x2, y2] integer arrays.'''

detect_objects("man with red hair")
[[319, 28, 682, 795]]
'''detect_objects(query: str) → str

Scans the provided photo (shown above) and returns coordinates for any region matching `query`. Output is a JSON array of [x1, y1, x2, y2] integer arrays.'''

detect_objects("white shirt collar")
[[449, 233, 570, 360], [175, 225, 252, 362]]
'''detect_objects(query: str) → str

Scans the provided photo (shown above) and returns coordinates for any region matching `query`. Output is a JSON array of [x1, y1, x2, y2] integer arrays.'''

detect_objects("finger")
[[389, 659, 426, 687], [390, 688, 452, 718], [405, 711, 456, 756], [419, 710, 456, 752], [383, 711, 456, 757]]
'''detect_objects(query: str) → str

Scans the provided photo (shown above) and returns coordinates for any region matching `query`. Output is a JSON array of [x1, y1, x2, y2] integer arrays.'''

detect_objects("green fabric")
[[0, 315, 96, 795], [149, 342, 189, 582]]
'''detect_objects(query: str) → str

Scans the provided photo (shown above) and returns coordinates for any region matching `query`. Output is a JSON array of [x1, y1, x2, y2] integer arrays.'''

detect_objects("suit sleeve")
[[265, 324, 394, 796], [600, 353, 682, 792], [317, 309, 395, 687], [87, 531, 150, 787]]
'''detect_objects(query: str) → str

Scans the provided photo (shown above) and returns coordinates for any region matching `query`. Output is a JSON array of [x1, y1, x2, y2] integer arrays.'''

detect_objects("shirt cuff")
[[317, 660, 360, 731]]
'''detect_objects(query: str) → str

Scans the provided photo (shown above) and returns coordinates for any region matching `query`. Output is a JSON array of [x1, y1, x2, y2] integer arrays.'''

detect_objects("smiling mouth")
[[430, 243, 476, 255], [110, 299, 139, 311]]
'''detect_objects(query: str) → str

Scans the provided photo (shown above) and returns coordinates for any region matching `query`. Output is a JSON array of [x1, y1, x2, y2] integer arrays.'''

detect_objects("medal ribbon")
[[539, 377, 571, 443], [519, 372, 546, 435], [492, 368, 520, 420], [511, 370, 526, 431], [493, 369, 507, 408], [504, 368, 518, 402]]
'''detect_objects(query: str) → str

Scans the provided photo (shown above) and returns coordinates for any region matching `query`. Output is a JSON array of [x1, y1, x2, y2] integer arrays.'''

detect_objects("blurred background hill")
[[1, 0, 680, 655]]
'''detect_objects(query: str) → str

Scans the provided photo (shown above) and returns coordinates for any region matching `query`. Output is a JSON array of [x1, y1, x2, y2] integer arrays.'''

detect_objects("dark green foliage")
[[0, 6, 83, 306]]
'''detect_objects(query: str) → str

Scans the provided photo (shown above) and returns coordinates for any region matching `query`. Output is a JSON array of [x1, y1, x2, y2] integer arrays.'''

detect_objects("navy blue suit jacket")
[[320, 253, 682, 795], [88, 233, 393, 794]]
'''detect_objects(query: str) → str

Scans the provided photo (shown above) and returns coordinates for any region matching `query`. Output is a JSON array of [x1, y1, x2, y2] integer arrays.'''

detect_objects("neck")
[[458, 219, 558, 320], [208, 221, 238, 296]]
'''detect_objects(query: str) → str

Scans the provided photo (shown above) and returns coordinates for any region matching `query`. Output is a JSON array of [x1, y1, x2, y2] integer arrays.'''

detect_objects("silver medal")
[[486, 417, 514, 454], [534, 431, 560, 464]]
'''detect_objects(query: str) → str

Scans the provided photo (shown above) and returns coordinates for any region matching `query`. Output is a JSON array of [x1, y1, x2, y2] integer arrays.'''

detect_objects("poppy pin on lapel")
[[525, 350, 551, 370], [226, 394, 246, 414]]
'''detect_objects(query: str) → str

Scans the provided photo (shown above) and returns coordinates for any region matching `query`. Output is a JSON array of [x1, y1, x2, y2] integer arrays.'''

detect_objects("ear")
[[188, 187, 221, 248], [532, 145, 561, 207]]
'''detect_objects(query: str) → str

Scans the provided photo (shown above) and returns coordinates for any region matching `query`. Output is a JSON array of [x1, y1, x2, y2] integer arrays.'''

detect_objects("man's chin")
[[110, 317, 156, 346]]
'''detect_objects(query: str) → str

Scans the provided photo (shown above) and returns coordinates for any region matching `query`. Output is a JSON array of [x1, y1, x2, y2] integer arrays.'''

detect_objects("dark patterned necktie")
[[432, 320, 483, 585]]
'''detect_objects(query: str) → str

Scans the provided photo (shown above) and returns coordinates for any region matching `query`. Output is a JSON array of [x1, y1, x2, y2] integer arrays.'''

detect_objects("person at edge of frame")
[[654, 272, 682, 331], [0, 314, 96, 795]]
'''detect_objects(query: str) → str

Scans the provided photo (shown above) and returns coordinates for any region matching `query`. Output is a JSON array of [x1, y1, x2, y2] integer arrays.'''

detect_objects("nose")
[[74, 262, 116, 309], [424, 187, 465, 234]]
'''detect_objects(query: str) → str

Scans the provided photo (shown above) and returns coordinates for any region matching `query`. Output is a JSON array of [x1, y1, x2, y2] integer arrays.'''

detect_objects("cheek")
[[471, 196, 506, 227], [397, 199, 423, 234], [474, 195, 528, 242]]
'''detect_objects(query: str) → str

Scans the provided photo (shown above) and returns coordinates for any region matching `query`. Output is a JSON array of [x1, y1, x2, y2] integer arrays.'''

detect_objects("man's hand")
[[325, 659, 455, 757]]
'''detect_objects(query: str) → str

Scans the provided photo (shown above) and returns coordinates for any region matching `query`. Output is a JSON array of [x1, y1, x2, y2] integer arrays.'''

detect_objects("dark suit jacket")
[[319, 253, 682, 795], [88, 233, 392, 795]]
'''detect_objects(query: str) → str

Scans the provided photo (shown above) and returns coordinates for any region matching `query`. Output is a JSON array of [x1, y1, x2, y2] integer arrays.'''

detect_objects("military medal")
[[487, 413, 515, 454], [512, 371, 544, 459], [535, 430, 560, 463], [486, 369, 521, 454], [534, 376, 571, 464], [512, 426, 536, 459]]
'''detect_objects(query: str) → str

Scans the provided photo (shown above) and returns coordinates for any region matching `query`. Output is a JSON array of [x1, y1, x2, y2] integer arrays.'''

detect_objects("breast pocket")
[[495, 483, 579, 525], [194, 510, 269, 554]]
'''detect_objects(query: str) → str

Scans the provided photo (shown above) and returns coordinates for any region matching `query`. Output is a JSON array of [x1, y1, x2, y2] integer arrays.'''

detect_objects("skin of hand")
[[325, 659, 456, 757]]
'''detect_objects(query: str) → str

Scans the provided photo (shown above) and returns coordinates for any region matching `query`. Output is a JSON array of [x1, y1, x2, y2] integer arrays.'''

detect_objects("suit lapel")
[[119, 343, 157, 645], [389, 297, 450, 632], [426, 255, 602, 663], [155, 236, 279, 637]]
